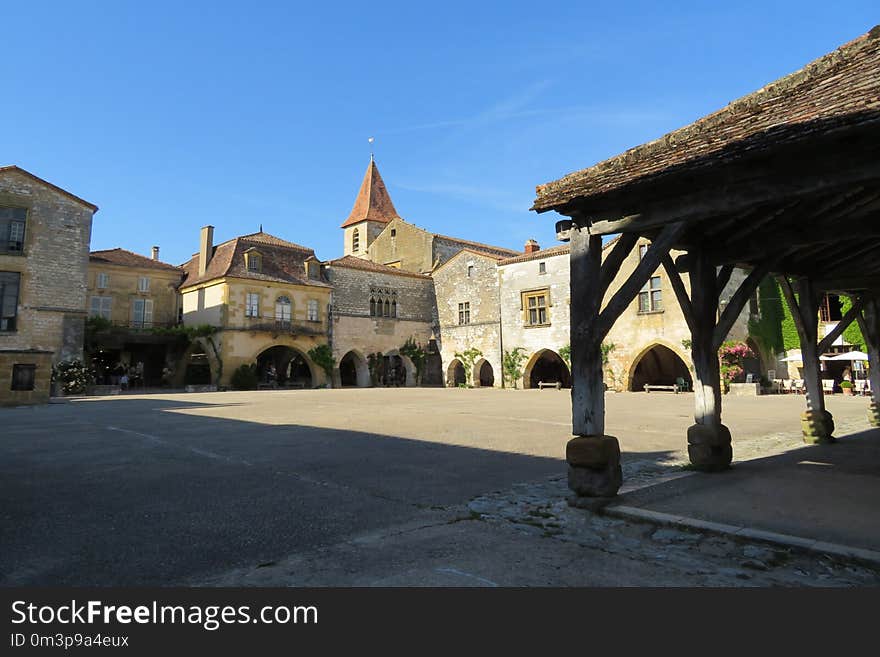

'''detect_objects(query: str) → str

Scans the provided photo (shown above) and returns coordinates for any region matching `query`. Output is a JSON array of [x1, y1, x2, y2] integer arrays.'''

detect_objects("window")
[[524, 291, 548, 326], [352, 229, 360, 252], [458, 302, 470, 325], [130, 298, 154, 328], [538, 262, 546, 274], [275, 296, 291, 324], [246, 253, 262, 272], [307, 299, 319, 322], [391, 300, 397, 318], [390, 229, 396, 237], [819, 294, 842, 322], [383, 300, 390, 317], [11, 364, 36, 391], [96, 272, 110, 289], [138, 276, 150, 293], [0, 271, 20, 331], [89, 296, 112, 320], [0, 207, 27, 254], [639, 276, 662, 313], [245, 292, 260, 318], [467, 265, 474, 278], [638, 244, 648, 260], [370, 297, 377, 316]]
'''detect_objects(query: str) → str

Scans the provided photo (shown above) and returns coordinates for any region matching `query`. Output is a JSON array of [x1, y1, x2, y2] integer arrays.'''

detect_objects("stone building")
[[0, 166, 97, 405], [432, 249, 504, 387], [324, 256, 438, 387], [178, 227, 333, 388], [431, 232, 753, 391], [86, 247, 185, 386]]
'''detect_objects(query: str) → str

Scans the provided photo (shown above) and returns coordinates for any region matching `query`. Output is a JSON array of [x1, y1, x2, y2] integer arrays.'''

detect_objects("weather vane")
[[368, 136, 375, 161]]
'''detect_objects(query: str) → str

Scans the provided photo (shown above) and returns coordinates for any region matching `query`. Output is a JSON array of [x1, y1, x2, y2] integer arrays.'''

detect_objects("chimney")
[[151, 246, 160, 261], [199, 226, 214, 276], [524, 239, 540, 254]]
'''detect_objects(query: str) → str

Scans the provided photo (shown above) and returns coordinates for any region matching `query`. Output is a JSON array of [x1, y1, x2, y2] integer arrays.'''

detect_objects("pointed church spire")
[[340, 159, 401, 228]]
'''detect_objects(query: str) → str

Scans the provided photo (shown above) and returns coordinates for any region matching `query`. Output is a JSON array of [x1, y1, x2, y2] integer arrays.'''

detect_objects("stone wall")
[[367, 217, 434, 273], [87, 263, 182, 326], [343, 221, 386, 258], [0, 169, 95, 404], [498, 251, 571, 388], [326, 261, 435, 385], [0, 350, 53, 405], [434, 251, 502, 386]]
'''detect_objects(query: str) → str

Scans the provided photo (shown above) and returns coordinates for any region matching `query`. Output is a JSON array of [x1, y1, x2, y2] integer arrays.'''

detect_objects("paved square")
[[1, 389, 873, 585]]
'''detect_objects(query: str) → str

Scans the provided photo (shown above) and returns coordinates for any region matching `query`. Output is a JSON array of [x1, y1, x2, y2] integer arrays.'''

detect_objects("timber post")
[[857, 296, 880, 426], [686, 249, 732, 469], [566, 223, 622, 499], [779, 276, 835, 443]]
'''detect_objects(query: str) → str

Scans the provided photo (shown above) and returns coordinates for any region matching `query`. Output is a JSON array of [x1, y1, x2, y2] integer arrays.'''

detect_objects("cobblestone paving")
[[467, 475, 880, 586]]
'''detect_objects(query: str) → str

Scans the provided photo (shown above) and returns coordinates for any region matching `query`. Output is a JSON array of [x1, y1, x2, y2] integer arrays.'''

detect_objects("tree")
[[502, 347, 527, 389], [307, 344, 335, 386], [454, 347, 483, 387], [559, 344, 571, 368]]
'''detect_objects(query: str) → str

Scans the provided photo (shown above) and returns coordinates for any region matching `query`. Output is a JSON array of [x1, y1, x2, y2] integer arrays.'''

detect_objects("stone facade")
[[498, 246, 572, 388], [0, 167, 96, 405], [179, 230, 333, 388], [88, 249, 183, 327], [326, 257, 437, 386], [433, 250, 503, 387], [368, 216, 435, 272]]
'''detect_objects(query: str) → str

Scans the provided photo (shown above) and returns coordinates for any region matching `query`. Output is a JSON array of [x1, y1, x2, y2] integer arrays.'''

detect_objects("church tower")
[[341, 158, 401, 258]]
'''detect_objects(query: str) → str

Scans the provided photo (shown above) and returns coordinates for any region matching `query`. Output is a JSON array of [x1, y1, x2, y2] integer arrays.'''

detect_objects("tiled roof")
[[340, 160, 401, 228], [433, 233, 520, 257], [498, 235, 620, 265], [533, 26, 880, 211], [326, 255, 432, 279], [180, 231, 330, 289], [0, 165, 98, 211], [498, 244, 570, 265], [90, 248, 182, 273]]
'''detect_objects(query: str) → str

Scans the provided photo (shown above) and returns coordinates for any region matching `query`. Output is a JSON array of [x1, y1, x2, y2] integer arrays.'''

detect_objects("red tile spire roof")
[[340, 159, 401, 228]]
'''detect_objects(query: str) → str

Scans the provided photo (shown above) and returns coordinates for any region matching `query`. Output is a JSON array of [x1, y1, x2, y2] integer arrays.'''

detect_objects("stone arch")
[[743, 337, 763, 381], [447, 358, 466, 387], [382, 349, 417, 387], [473, 358, 495, 387], [249, 343, 319, 388], [177, 337, 221, 386], [339, 349, 370, 387], [523, 349, 571, 389], [627, 342, 693, 392]]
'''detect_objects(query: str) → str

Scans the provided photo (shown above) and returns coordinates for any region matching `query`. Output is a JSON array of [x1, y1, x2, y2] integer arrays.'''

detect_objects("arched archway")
[[380, 350, 417, 387], [339, 350, 370, 387], [255, 345, 315, 388], [629, 344, 692, 391], [743, 338, 763, 381], [524, 349, 571, 389], [474, 359, 495, 387], [447, 359, 466, 387]]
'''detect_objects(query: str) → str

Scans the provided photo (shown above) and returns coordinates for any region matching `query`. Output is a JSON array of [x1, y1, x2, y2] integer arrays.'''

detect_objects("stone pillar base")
[[868, 401, 880, 428], [566, 435, 622, 498], [686, 424, 732, 471], [801, 409, 835, 444]]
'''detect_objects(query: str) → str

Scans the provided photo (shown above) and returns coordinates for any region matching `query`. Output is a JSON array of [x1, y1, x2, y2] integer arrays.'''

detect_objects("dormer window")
[[245, 249, 262, 273]]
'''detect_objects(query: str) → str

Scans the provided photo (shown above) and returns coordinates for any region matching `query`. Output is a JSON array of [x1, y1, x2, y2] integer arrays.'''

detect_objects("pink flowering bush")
[[719, 341, 754, 384]]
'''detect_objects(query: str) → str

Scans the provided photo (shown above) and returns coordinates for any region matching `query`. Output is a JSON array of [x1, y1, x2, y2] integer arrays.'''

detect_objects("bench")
[[644, 383, 680, 393], [537, 381, 562, 390]]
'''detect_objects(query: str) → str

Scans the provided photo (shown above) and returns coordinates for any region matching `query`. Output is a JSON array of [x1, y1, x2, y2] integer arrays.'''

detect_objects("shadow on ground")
[[616, 429, 880, 551]]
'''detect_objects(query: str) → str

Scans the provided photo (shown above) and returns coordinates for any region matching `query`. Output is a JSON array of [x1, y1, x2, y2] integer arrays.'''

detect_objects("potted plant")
[[840, 380, 854, 396]]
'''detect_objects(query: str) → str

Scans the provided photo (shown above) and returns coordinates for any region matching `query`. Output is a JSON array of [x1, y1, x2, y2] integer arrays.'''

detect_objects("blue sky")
[[4, 1, 877, 265]]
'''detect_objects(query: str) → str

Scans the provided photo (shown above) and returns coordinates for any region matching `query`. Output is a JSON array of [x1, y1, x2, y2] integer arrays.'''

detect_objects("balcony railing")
[[242, 319, 325, 336]]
